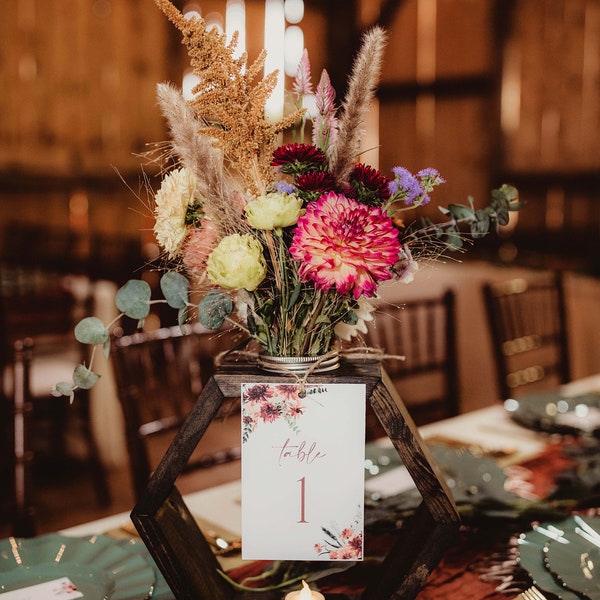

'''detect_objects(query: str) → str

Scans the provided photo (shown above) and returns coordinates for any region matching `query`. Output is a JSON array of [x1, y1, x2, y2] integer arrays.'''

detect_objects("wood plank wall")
[[0, 0, 598, 278]]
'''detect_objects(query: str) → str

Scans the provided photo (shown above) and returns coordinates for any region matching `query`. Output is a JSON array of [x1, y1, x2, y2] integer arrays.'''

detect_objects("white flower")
[[393, 246, 419, 284], [153, 167, 197, 259], [334, 297, 376, 341]]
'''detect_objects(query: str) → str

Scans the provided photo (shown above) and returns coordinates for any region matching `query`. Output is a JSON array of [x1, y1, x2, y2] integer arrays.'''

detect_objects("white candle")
[[284, 580, 325, 600]]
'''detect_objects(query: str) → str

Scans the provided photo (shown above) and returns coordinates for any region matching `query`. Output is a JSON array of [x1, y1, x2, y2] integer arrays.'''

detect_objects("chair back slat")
[[10, 338, 36, 537], [482, 271, 571, 400], [111, 324, 243, 500], [363, 289, 458, 429]]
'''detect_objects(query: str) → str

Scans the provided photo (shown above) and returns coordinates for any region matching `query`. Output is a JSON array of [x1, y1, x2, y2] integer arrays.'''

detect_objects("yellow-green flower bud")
[[245, 192, 303, 230], [207, 234, 266, 291]]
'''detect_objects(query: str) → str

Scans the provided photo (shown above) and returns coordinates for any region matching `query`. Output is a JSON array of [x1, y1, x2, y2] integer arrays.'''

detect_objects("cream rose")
[[206, 233, 266, 291], [245, 192, 303, 230]]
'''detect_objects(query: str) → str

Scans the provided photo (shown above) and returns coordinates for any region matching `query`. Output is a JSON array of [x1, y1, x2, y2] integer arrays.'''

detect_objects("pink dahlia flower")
[[289, 192, 401, 299]]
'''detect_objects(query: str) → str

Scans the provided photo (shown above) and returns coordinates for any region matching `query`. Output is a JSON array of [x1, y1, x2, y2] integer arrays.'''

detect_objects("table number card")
[[241, 382, 366, 561], [0, 578, 83, 599]]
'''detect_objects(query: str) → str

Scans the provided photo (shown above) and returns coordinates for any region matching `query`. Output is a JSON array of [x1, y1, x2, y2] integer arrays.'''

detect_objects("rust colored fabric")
[[227, 442, 576, 598]]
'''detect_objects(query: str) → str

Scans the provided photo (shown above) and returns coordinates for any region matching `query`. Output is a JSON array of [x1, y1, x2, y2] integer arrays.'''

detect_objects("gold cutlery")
[[514, 586, 547, 600]]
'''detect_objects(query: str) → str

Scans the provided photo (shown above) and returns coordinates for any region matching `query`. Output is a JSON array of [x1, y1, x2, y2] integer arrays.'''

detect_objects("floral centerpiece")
[[53, 0, 520, 398]]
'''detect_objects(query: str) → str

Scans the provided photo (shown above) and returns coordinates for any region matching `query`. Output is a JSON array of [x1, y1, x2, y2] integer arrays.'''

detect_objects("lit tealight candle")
[[284, 580, 325, 600]]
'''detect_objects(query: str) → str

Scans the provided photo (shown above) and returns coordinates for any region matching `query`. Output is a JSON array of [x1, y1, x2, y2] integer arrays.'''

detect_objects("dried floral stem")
[[154, 0, 305, 195], [328, 26, 387, 182]]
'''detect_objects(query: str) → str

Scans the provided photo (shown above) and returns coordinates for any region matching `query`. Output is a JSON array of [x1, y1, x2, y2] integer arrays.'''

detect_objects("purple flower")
[[389, 167, 424, 205], [274, 181, 296, 194], [417, 168, 445, 192]]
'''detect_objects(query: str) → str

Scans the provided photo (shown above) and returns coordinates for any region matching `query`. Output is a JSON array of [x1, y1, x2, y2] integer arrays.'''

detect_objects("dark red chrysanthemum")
[[271, 143, 327, 174], [349, 163, 391, 205], [294, 171, 336, 194]]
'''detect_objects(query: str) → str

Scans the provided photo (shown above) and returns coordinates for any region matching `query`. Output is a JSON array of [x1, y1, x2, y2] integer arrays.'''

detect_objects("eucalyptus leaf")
[[498, 183, 519, 203], [445, 231, 463, 249], [116, 279, 151, 320], [52, 381, 75, 398], [448, 203, 474, 220], [73, 364, 101, 389], [198, 289, 233, 329], [471, 210, 490, 237], [74, 317, 109, 346], [160, 271, 189, 309], [495, 201, 510, 226]]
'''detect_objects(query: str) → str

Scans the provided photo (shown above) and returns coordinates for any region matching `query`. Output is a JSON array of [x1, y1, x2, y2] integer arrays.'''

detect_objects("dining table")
[[4, 374, 600, 599], [87, 262, 600, 471]]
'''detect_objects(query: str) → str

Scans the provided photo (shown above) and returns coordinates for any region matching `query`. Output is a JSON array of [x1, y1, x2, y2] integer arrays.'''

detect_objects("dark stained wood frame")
[[131, 358, 460, 600]]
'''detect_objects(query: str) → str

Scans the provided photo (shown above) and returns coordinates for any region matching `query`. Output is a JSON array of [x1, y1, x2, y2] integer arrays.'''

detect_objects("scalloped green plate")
[[115, 537, 174, 599], [545, 535, 600, 599], [0, 534, 155, 600], [505, 391, 600, 436], [517, 528, 580, 600]]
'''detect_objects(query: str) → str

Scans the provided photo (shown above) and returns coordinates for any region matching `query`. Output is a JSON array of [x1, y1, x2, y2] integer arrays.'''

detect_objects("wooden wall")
[[0, 0, 598, 279]]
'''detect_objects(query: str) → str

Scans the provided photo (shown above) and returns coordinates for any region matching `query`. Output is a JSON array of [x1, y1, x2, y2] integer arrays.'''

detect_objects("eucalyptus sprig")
[[51, 271, 236, 400], [404, 183, 522, 251]]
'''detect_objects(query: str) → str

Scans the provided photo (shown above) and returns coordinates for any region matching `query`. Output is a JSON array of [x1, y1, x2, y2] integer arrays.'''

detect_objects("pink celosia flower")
[[312, 70, 338, 153], [293, 49, 313, 97], [289, 192, 401, 299]]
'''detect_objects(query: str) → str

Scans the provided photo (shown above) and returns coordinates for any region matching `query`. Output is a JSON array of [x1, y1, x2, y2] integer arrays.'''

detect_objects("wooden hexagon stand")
[[131, 359, 460, 600]]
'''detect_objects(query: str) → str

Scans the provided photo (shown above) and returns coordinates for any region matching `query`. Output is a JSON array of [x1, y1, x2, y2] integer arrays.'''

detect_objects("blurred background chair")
[[110, 324, 243, 501], [1, 338, 37, 537], [482, 270, 571, 400], [10, 339, 36, 537], [362, 289, 459, 434], [0, 268, 110, 512]]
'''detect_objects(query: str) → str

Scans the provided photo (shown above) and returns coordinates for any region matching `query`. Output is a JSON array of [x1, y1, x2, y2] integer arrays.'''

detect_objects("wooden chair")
[[362, 289, 459, 431], [111, 324, 243, 501], [2, 338, 37, 537], [0, 272, 110, 508], [482, 271, 571, 400]]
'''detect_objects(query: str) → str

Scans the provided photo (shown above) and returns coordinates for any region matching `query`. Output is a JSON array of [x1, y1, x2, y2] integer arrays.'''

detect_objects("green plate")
[[0, 533, 156, 599], [518, 515, 600, 600], [115, 537, 174, 599], [543, 518, 600, 600], [517, 528, 580, 600], [505, 391, 600, 436]]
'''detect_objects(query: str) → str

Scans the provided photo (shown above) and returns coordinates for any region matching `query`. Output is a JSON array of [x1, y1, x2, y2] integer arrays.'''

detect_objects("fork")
[[515, 586, 548, 600]]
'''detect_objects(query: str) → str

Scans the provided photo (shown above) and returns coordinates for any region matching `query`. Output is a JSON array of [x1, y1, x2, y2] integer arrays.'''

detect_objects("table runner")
[[226, 441, 576, 598]]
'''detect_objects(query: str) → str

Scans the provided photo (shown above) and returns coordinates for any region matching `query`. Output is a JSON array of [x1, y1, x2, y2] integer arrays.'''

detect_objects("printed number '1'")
[[297, 476, 308, 523]]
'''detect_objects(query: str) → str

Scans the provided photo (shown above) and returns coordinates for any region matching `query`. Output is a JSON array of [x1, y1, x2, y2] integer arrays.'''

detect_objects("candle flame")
[[299, 580, 312, 599]]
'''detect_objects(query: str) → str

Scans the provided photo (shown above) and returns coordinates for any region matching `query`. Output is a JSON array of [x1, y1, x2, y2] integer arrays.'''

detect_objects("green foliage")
[[198, 289, 234, 329], [160, 270, 189, 309], [116, 279, 151, 320], [73, 364, 101, 389], [74, 317, 109, 346], [407, 183, 522, 251]]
